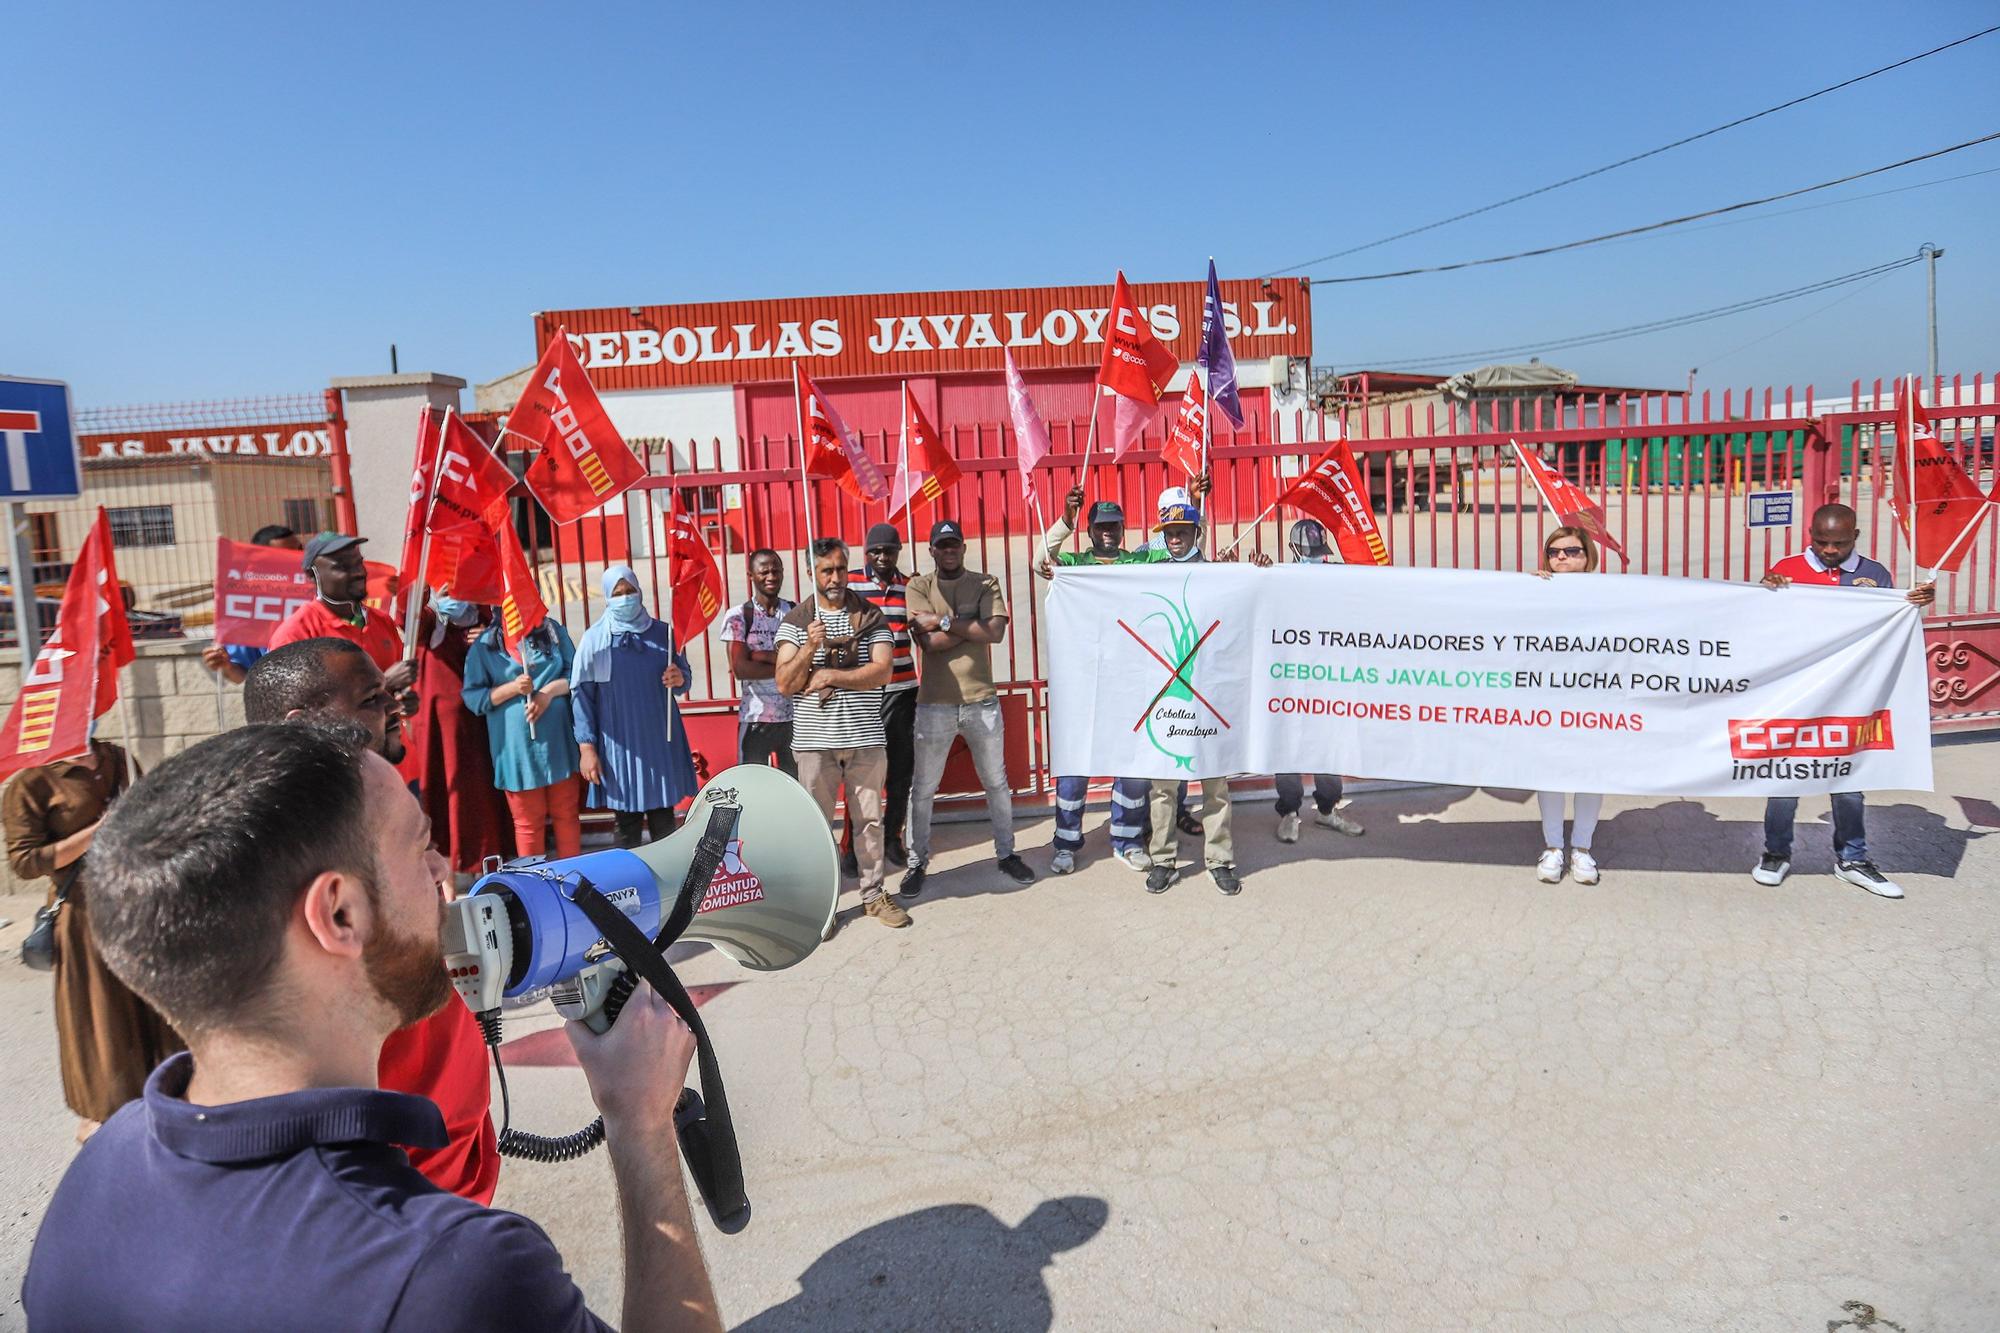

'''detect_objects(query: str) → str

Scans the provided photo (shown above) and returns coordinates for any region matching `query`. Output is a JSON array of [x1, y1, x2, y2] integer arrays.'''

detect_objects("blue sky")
[[4, 0, 1996, 406]]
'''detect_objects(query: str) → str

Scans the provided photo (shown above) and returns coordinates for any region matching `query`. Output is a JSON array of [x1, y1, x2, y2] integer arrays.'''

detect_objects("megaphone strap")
[[571, 879, 751, 1233], [658, 801, 741, 948]]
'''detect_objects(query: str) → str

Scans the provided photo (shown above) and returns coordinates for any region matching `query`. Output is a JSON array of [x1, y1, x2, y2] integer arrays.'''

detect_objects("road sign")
[[0, 376, 81, 500], [1746, 490, 1794, 529]]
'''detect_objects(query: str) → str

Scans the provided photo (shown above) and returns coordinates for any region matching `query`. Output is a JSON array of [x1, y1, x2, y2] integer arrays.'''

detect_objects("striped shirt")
[[775, 605, 892, 751], [846, 568, 916, 691]]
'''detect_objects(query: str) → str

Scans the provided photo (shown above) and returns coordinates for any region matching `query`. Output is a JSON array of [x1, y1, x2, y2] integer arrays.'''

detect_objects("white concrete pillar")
[[328, 373, 466, 557]]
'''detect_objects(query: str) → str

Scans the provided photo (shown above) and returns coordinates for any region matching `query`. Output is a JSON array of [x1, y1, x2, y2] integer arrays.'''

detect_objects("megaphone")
[[439, 764, 838, 1231], [443, 763, 839, 1024]]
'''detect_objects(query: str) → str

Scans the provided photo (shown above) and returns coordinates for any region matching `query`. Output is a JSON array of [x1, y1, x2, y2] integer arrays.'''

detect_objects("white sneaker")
[[1314, 809, 1365, 836], [1277, 813, 1301, 844], [1834, 859, 1904, 899], [1050, 849, 1076, 875], [1536, 848, 1565, 883], [1751, 854, 1791, 887], [1113, 846, 1152, 872], [1569, 849, 1599, 885]]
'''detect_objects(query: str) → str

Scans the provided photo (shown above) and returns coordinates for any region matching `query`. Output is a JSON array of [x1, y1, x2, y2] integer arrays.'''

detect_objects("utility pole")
[[1921, 242, 1944, 388]]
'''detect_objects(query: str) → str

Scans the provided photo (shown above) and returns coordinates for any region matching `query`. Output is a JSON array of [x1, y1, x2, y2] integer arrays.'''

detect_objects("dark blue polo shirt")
[[25, 1053, 609, 1332]]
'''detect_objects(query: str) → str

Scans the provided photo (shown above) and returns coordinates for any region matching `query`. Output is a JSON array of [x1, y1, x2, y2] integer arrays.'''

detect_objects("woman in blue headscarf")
[[571, 564, 697, 847]]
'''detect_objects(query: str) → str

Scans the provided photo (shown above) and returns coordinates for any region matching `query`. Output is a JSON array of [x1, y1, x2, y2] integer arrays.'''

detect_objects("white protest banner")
[[1047, 564, 1932, 796]]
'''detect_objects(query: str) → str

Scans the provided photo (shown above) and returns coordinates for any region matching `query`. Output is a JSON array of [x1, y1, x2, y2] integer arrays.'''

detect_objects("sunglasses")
[[1546, 545, 1586, 558]]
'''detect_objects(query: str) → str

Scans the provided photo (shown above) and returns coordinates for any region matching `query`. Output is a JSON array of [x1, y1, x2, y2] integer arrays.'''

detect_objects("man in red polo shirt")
[[1754, 503, 1934, 900], [270, 532, 417, 693]]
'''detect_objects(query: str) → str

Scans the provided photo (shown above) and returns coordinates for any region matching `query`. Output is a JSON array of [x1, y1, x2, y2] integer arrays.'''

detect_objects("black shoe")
[[1176, 810, 1202, 838], [900, 860, 928, 898], [1145, 865, 1177, 894], [996, 854, 1036, 885], [840, 847, 859, 879], [1210, 864, 1242, 896], [885, 835, 908, 868]]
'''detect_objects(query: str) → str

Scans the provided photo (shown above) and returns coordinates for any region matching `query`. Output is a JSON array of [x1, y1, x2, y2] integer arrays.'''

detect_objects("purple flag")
[[1005, 348, 1052, 501], [1198, 257, 1244, 428]]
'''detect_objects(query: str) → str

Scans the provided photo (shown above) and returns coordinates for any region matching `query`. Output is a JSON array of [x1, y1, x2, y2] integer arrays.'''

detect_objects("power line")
[[1589, 164, 2000, 249], [1691, 263, 1913, 372], [1295, 132, 2000, 284], [1343, 254, 1924, 367], [1269, 23, 2000, 273]]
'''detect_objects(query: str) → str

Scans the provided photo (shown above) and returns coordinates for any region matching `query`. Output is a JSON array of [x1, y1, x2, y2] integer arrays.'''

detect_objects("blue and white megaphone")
[[443, 763, 839, 1026], [439, 763, 838, 1231]]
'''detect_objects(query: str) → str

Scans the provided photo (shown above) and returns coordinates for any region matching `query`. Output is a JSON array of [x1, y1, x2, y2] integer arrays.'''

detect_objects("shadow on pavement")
[[733, 1195, 1108, 1333], [1221, 789, 1989, 880]]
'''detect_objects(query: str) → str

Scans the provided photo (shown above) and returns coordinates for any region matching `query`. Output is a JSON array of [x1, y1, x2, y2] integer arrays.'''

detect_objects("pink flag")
[[1005, 348, 1051, 501]]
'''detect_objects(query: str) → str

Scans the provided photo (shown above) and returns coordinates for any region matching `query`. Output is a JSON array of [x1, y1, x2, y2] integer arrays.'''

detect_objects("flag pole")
[[793, 365, 816, 600], [663, 481, 675, 745], [1076, 388, 1102, 552], [1907, 374, 1924, 589], [402, 404, 449, 654], [1218, 499, 1282, 557], [1200, 365, 1214, 559], [900, 384, 918, 573]]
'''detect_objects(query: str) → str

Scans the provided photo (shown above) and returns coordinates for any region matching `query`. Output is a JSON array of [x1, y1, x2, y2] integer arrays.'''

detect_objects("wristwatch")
[[939, 614, 954, 634]]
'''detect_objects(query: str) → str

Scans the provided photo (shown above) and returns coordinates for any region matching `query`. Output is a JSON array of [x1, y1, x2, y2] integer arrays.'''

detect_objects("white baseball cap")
[[1155, 485, 1192, 513]]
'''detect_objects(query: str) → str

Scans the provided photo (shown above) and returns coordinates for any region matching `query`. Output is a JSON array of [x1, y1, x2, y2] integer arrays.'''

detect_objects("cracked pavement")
[[2, 738, 1996, 1331]]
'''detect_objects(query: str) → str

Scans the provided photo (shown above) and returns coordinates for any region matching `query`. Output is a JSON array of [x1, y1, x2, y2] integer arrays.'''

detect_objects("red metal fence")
[[497, 374, 1999, 795]]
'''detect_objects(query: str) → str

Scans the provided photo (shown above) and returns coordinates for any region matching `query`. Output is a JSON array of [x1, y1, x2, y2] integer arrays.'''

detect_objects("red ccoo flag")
[[1889, 375, 1989, 572], [426, 414, 517, 536], [0, 511, 135, 783], [1510, 439, 1628, 565], [1161, 373, 1207, 480], [1097, 271, 1180, 460], [492, 519, 548, 659], [666, 502, 725, 644], [795, 363, 889, 501], [1275, 440, 1390, 566], [425, 522, 509, 606], [396, 406, 444, 614], [514, 333, 648, 525], [888, 384, 962, 519]]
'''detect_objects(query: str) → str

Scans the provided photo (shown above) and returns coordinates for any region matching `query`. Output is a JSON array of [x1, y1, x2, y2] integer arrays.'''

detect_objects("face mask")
[[607, 593, 646, 627], [432, 595, 477, 626]]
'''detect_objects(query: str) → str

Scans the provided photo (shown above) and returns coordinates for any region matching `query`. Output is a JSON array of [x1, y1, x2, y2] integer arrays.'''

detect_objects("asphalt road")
[[3, 742, 1996, 1331]]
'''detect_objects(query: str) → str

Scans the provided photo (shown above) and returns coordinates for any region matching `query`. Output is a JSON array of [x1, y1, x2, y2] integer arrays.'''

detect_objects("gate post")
[[323, 388, 359, 536], [1801, 419, 1841, 511]]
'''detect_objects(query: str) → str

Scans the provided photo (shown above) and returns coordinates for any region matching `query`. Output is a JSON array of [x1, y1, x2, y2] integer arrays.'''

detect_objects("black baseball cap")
[[864, 523, 902, 550], [1087, 501, 1125, 526], [1288, 519, 1331, 559], [929, 518, 964, 544], [300, 531, 365, 572]]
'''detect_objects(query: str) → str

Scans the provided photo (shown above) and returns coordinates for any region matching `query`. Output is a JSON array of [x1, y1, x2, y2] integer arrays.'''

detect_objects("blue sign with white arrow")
[[0, 376, 81, 500]]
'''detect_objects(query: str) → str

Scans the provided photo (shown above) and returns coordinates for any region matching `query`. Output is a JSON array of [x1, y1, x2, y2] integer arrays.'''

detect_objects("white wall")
[[329, 373, 466, 555]]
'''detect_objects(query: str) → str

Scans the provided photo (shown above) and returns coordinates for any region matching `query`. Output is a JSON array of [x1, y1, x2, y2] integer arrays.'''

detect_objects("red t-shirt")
[[379, 1000, 500, 1204], [269, 600, 406, 672], [1767, 551, 1894, 589]]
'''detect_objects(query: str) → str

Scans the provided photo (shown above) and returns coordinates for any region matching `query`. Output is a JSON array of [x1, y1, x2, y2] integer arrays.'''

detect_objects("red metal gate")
[[496, 373, 1999, 796]]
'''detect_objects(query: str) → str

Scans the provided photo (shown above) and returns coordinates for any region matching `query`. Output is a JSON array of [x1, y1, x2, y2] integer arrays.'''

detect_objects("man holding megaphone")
[[23, 725, 723, 1333]]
